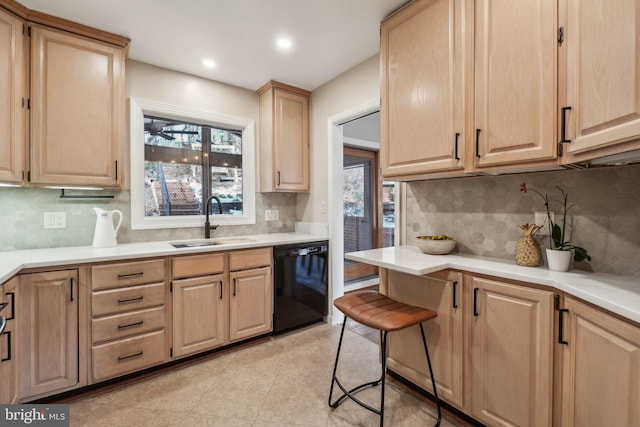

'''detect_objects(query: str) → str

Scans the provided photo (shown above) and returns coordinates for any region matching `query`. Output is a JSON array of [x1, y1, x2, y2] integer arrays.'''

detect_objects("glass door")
[[343, 147, 379, 282]]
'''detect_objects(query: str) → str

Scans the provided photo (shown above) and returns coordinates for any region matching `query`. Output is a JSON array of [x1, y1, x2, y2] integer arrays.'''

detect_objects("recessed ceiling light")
[[276, 38, 292, 50], [202, 59, 216, 69]]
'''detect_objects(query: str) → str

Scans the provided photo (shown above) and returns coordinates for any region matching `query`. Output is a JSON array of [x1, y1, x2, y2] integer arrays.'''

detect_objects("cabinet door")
[[385, 270, 464, 408], [0, 8, 25, 184], [474, 0, 558, 167], [29, 25, 124, 187], [172, 274, 226, 357], [229, 266, 272, 342], [0, 277, 18, 404], [565, 0, 640, 160], [19, 270, 79, 398], [560, 297, 640, 427], [469, 276, 553, 427], [273, 88, 309, 191], [381, 0, 469, 178]]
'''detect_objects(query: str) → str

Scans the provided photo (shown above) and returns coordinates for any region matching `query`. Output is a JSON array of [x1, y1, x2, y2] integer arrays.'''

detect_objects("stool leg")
[[328, 317, 348, 407], [328, 319, 384, 414], [420, 323, 441, 427], [380, 330, 388, 427]]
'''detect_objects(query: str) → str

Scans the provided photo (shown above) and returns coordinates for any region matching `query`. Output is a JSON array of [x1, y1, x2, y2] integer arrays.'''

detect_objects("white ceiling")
[[19, 0, 408, 92]]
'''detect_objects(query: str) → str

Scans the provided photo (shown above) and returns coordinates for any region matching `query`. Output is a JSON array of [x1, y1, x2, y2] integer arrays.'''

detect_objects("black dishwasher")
[[273, 241, 328, 334]]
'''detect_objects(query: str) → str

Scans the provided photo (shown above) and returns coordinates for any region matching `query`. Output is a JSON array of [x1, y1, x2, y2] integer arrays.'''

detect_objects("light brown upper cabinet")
[[0, 7, 25, 184], [258, 80, 310, 192], [381, 0, 559, 180], [0, 1, 129, 188], [562, 0, 640, 164], [29, 25, 125, 187], [381, 0, 469, 178], [473, 0, 558, 169]]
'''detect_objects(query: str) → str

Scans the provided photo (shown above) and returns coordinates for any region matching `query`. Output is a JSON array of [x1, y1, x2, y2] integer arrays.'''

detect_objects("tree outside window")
[[143, 116, 243, 217]]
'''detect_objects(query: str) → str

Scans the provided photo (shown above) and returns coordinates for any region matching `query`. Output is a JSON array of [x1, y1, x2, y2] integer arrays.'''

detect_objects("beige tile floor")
[[62, 323, 463, 426]]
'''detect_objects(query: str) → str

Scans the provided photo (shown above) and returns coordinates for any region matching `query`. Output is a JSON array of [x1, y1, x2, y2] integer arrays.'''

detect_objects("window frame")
[[129, 97, 256, 230]]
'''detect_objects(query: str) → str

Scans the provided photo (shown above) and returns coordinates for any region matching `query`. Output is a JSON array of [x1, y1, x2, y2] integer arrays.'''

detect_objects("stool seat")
[[334, 290, 437, 332]]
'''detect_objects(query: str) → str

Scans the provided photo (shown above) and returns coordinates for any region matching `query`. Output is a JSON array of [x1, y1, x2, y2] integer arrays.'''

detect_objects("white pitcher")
[[92, 207, 123, 248]]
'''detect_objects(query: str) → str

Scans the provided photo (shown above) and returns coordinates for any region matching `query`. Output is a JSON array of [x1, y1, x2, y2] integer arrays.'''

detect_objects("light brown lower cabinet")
[[1, 246, 274, 402], [469, 275, 554, 427], [384, 271, 555, 426], [172, 249, 272, 353], [18, 270, 80, 399], [171, 252, 227, 358], [385, 269, 464, 408], [172, 274, 226, 357], [229, 266, 272, 342], [229, 248, 273, 342], [0, 277, 18, 403], [560, 296, 640, 427], [90, 260, 168, 383]]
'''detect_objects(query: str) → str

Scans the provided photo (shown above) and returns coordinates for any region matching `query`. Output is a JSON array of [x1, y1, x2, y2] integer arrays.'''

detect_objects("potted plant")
[[520, 183, 591, 271]]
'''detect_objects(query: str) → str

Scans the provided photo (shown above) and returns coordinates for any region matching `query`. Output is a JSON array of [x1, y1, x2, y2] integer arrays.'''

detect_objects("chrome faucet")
[[204, 195, 223, 239]]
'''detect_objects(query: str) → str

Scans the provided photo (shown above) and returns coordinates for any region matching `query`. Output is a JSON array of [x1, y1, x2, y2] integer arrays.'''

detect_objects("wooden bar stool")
[[328, 290, 441, 427]]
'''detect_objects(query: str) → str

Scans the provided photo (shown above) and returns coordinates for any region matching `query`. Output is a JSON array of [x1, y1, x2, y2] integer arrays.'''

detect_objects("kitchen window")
[[129, 98, 256, 230]]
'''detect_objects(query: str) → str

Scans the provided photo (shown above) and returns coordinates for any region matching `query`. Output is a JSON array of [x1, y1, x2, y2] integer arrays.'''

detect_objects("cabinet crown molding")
[[0, 0, 130, 48], [257, 80, 311, 97]]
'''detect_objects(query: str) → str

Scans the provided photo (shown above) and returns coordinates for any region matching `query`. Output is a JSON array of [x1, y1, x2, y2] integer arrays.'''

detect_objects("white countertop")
[[346, 246, 640, 325], [0, 232, 328, 285]]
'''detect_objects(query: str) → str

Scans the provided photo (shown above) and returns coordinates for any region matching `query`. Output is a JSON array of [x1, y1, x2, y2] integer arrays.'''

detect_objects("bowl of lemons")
[[415, 235, 457, 255]]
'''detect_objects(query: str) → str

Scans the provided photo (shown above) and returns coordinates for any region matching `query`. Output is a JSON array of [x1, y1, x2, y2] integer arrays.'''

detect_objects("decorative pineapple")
[[514, 223, 543, 266]]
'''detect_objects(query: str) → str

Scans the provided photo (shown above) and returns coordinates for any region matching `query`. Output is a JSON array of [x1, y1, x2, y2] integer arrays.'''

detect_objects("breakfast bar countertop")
[[346, 245, 640, 325]]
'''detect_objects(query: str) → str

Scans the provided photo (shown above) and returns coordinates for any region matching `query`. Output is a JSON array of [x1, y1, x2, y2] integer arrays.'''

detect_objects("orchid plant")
[[520, 182, 591, 263]]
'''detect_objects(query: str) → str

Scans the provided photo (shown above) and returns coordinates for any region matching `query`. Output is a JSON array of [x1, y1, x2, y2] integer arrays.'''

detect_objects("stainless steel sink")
[[169, 237, 255, 248], [170, 239, 220, 248]]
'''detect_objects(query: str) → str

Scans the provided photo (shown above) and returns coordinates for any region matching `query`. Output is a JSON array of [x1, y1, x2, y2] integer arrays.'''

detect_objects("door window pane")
[[343, 164, 365, 218]]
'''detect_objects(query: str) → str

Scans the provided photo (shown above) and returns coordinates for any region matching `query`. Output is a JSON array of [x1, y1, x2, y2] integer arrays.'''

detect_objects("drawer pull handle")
[[452, 281, 458, 309], [118, 351, 143, 361], [5, 292, 15, 320], [560, 106, 572, 143], [558, 308, 569, 345], [118, 320, 144, 330], [1, 331, 11, 362], [118, 272, 144, 279], [117, 296, 144, 304], [473, 287, 479, 316]]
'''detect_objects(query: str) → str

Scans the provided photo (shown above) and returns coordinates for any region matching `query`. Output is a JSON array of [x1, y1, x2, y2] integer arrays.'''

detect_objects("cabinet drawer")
[[92, 330, 165, 382], [172, 253, 225, 279], [230, 247, 272, 271], [92, 260, 165, 290], [92, 306, 165, 344], [92, 283, 165, 316]]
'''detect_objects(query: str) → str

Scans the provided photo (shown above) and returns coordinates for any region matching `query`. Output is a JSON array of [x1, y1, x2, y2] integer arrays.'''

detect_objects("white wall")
[[125, 60, 259, 120], [299, 55, 381, 223], [300, 54, 381, 324]]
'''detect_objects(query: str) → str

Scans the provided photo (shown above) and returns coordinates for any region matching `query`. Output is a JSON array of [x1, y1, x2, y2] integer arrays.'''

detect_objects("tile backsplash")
[[406, 164, 640, 276], [0, 189, 296, 251]]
